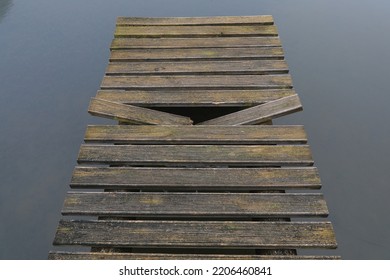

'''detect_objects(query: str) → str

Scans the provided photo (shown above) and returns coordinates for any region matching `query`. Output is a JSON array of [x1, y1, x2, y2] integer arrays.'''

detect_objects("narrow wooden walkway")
[[49, 15, 338, 260]]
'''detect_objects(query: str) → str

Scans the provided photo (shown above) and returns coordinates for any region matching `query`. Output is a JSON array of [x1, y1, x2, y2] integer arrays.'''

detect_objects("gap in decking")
[[153, 106, 246, 124]]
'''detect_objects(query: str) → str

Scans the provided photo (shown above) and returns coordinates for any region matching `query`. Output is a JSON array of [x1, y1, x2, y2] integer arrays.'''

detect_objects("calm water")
[[1, 0, 390, 259]]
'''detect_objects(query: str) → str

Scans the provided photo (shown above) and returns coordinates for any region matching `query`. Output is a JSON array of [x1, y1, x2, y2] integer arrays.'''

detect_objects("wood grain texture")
[[84, 125, 307, 144], [106, 60, 289, 75], [110, 47, 284, 61], [111, 37, 282, 49], [100, 75, 292, 90], [77, 144, 313, 166], [199, 95, 302, 125], [50, 15, 338, 259], [88, 98, 192, 125], [116, 15, 274, 26], [53, 220, 337, 249], [70, 167, 321, 190], [62, 192, 328, 218], [48, 251, 340, 260], [95, 89, 295, 107], [114, 25, 278, 38]]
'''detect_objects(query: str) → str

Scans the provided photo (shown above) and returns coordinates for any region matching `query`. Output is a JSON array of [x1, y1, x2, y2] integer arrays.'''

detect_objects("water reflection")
[[1, 0, 389, 260], [0, 0, 13, 23]]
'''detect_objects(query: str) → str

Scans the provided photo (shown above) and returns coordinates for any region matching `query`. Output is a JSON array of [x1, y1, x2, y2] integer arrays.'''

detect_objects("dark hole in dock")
[[151, 106, 246, 124]]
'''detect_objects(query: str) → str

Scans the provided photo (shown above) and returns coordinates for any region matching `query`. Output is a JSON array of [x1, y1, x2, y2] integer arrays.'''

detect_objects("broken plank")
[[77, 144, 314, 166], [199, 95, 302, 125], [84, 125, 307, 144], [110, 37, 282, 49], [116, 15, 274, 26], [106, 60, 289, 75], [62, 192, 328, 218], [100, 75, 292, 90], [88, 98, 192, 125], [114, 25, 278, 38], [95, 89, 296, 107], [70, 167, 321, 190], [53, 220, 337, 249], [110, 47, 284, 61]]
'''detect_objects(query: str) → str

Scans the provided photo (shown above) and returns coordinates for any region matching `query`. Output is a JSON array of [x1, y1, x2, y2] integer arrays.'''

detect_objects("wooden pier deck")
[[49, 15, 338, 260]]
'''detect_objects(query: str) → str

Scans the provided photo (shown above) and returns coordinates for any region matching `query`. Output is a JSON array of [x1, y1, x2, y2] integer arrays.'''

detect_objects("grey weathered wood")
[[110, 47, 284, 61], [106, 60, 289, 75], [77, 144, 313, 166], [53, 220, 337, 249], [199, 95, 302, 125], [88, 98, 192, 125], [116, 15, 274, 26], [114, 25, 278, 38], [50, 15, 338, 259], [48, 251, 340, 260], [111, 37, 282, 49], [95, 89, 295, 107], [70, 167, 321, 190], [101, 75, 292, 90], [62, 192, 328, 218], [84, 125, 307, 144]]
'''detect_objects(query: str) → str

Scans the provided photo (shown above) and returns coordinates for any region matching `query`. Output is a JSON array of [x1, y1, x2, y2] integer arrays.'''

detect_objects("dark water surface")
[[1, 0, 389, 259]]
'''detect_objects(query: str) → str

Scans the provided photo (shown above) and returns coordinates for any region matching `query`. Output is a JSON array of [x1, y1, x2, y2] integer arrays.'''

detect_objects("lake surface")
[[1, 0, 389, 259]]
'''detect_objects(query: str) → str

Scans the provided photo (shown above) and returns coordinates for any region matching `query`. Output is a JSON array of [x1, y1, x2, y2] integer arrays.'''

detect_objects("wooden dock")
[[49, 15, 338, 260]]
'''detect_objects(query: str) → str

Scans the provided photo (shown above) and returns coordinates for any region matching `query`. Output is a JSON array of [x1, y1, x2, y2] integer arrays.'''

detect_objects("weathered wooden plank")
[[199, 95, 302, 125], [48, 252, 340, 260], [84, 125, 307, 144], [50, 15, 338, 259], [110, 47, 284, 61], [116, 16, 274, 26], [88, 98, 192, 125], [53, 220, 337, 249], [100, 75, 292, 90], [114, 25, 278, 38], [70, 167, 321, 190], [95, 89, 295, 107], [106, 60, 289, 75], [77, 144, 313, 166], [62, 192, 328, 217], [111, 37, 282, 49]]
